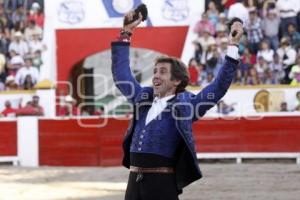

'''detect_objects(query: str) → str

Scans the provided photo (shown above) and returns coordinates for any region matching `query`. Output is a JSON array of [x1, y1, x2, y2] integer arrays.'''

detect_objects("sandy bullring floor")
[[0, 163, 300, 200]]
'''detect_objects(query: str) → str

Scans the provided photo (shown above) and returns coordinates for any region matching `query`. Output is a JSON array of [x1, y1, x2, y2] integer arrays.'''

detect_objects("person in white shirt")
[[276, 0, 299, 35], [276, 37, 297, 83], [24, 20, 43, 41], [8, 31, 29, 57], [228, 0, 249, 24], [15, 56, 39, 87], [257, 41, 274, 63]]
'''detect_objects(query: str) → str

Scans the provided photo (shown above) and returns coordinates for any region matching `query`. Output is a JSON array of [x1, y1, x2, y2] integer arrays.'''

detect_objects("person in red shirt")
[[57, 95, 80, 116], [16, 95, 44, 116], [188, 58, 199, 86], [27, 2, 44, 28], [1, 100, 17, 117]]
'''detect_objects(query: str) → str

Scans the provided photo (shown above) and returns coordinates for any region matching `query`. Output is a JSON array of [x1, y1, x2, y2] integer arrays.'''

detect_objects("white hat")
[[220, 37, 228, 43], [5, 75, 15, 84], [14, 31, 22, 37], [219, 12, 226, 18], [32, 2, 40, 9], [65, 95, 75, 102], [10, 55, 24, 65]]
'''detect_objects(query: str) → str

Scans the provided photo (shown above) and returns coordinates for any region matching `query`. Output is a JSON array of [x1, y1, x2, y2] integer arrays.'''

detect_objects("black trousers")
[[125, 171, 179, 200]]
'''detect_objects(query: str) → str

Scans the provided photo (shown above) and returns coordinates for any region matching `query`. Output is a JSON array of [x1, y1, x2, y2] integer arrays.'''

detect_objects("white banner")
[[190, 87, 300, 116], [42, 0, 204, 82], [45, 0, 204, 29]]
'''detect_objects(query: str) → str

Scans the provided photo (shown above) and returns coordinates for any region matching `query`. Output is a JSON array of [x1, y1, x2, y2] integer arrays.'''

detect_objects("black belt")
[[130, 166, 175, 183]]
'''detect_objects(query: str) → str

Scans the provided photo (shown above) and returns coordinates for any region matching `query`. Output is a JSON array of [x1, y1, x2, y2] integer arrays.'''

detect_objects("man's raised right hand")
[[123, 12, 143, 34]]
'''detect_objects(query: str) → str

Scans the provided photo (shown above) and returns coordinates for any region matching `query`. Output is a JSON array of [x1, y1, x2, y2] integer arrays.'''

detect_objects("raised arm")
[[111, 12, 143, 104], [191, 20, 243, 119]]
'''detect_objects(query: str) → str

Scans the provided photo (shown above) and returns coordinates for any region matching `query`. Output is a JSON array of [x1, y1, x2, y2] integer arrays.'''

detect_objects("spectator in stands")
[[245, 7, 264, 54], [261, 9, 280, 51], [289, 56, 300, 86], [188, 58, 199, 86], [215, 25, 227, 47], [12, 4, 27, 25], [215, 12, 227, 37], [4, 0, 24, 13], [257, 40, 274, 63], [244, 0, 261, 11], [0, 26, 9, 54], [16, 96, 44, 116], [28, 2, 44, 28], [276, 37, 297, 83], [264, 69, 278, 84], [32, 49, 43, 70], [245, 67, 260, 85], [93, 106, 104, 116], [262, 0, 277, 16], [195, 27, 216, 54], [0, 3, 13, 32], [10, 20, 25, 37], [276, 0, 298, 36], [203, 41, 222, 77], [57, 95, 80, 116], [280, 101, 289, 112], [201, 72, 214, 87], [217, 100, 235, 115], [0, 50, 5, 86], [285, 23, 300, 49], [1, 100, 17, 117], [15, 56, 39, 87], [269, 53, 284, 83], [8, 31, 29, 56], [221, 0, 237, 13], [4, 75, 18, 90], [294, 91, 300, 111], [192, 41, 203, 64], [22, 74, 34, 89], [254, 56, 269, 83], [28, 32, 45, 55], [206, 1, 219, 27], [193, 12, 215, 37], [228, 0, 249, 24], [24, 20, 42, 41], [197, 64, 206, 86], [7, 53, 24, 76], [0, 81, 4, 91], [219, 37, 228, 59], [233, 68, 244, 85], [241, 47, 256, 77]]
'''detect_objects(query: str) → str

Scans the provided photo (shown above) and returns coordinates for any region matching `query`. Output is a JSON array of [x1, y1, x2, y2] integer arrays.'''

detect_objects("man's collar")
[[154, 94, 175, 104]]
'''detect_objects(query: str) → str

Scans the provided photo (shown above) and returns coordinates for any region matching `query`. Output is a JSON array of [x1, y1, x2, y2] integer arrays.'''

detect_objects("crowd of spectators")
[[188, 0, 300, 87], [0, 95, 44, 117], [0, 0, 45, 91]]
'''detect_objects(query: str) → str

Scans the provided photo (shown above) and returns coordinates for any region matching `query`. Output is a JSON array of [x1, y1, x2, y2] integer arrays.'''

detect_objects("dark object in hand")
[[124, 4, 148, 25], [227, 17, 243, 37]]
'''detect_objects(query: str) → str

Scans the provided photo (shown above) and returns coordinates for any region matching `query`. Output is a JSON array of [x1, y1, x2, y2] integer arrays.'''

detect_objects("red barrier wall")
[[38, 116, 300, 166], [193, 116, 300, 152], [0, 121, 17, 156], [39, 118, 128, 166]]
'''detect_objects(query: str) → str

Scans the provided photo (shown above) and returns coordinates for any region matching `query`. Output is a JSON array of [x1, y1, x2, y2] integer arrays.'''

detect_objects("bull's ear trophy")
[[123, 3, 148, 25]]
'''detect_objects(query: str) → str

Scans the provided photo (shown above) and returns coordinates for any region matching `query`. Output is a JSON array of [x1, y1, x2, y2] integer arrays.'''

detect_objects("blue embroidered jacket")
[[111, 41, 239, 190]]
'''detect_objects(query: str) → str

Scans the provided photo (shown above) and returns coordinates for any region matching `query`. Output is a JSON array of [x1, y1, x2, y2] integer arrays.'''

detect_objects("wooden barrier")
[[0, 120, 17, 156], [1, 116, 300, 166]]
